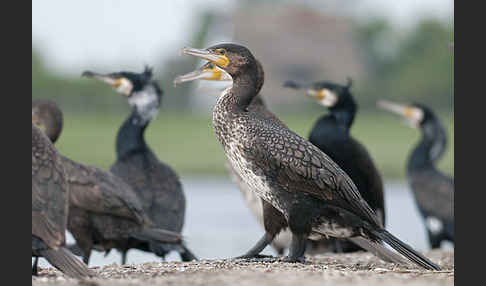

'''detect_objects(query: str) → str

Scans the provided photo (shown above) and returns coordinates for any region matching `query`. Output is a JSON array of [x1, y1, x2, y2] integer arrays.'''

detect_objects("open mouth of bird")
[[174, 62, 232, 87]]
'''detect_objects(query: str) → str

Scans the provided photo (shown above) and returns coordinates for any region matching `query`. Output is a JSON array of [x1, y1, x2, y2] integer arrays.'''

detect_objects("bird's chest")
[[222, 135, 286, 214]]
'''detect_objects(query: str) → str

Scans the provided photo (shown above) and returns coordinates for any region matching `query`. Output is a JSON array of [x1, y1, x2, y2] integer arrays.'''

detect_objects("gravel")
[[32, 249, 454, 286]]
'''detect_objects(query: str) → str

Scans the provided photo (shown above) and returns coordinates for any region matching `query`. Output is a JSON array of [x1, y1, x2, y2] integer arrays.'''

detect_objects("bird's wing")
[[61, 156, 148, 225], [32, 125, 68, 249], [348, 137, 386, 223], [247, 121, 381, 227], [410, 171, 454, 222]]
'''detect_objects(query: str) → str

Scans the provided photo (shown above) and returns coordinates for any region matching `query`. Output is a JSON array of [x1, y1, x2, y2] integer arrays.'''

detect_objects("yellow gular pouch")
[[317, 90, 327, 101], [404, 107, 414, 119], [312, 89, 338, 107], [202, 63, 232, 81], [206, 68, 223, 81], [215, 56, 229, 68], [213, 48, 230, 67], [403, 106, 424, 128]]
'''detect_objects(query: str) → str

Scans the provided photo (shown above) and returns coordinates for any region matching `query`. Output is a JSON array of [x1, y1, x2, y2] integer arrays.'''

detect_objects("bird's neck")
[[116, 109, 149, 159], [315, 104, 357, 136], [407, 120, 446, 173], [217, 70, 258, 113], [212, 68, 258, 147]]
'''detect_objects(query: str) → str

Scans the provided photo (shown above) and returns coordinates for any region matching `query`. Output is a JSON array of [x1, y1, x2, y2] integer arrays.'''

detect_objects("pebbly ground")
[[32, 249, 453, 286]]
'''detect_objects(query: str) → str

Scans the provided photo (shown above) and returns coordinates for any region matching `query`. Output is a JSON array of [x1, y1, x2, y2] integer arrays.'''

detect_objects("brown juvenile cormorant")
[[176, 43, 440, 270], [378, 100, 454, 248], [283, 79, 386, 253], [82, 67, 196, 262], [32, 100, 183, 265], [175, 62, 335, 257], [32, 124, 93, 279]]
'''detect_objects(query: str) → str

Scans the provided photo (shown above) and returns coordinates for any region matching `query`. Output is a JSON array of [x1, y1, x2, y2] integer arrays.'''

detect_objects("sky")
[[32, 0, 453, 76]]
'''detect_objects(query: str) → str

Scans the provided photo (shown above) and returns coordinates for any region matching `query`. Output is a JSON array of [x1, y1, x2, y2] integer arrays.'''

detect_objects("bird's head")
[[179, 43, 257, 79], [377, 100, 438, 128], [83, 66, 162, 122], [283, 78, 354, 109], [32, 99, 64, 143]]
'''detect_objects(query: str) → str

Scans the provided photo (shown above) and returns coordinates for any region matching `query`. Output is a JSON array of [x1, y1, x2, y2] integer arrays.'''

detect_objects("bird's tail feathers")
[[132, 227, 183, 244], [372, 229, 440, 270], [40, 247, 95, 279], [348, 237, 408, 265]]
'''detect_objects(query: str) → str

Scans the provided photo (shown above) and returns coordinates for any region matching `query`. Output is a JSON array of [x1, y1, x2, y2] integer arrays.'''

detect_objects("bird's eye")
[[219, 49, 225, 55], [207, 63, 214, 69]]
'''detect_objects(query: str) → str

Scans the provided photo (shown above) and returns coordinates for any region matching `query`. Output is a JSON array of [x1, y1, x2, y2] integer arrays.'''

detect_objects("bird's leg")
[[121, 251, 127, 265], [234, 232, 276, 259], [282, 233, 307, 263], [83, 251, 91, 265], [179, 245, 198, 261], [283, 204, 311, 263], [32, 257, 39, 276]]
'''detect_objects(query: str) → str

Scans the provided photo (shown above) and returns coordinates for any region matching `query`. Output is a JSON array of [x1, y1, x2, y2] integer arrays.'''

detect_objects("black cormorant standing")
[[176, 43, 440, 270], [32, 124, 93, 279], [378, 100, 454, 248], [32, 100, 183, 265], [283, 79, 386, 253], [82, 67, 196, 262]]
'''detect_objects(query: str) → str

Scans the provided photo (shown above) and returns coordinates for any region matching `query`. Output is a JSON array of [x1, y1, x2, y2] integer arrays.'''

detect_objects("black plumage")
[[378, 101, 454, 248], [177, 43, 440, 270], [83, 67, 196, 262], [32, 125, 93, 279], [283, 79, 385, 253], [32, 100, 183, 265]]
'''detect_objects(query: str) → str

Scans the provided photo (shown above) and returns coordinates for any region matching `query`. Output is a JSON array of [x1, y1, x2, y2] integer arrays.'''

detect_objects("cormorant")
[[82, 67, 197, 262], [32, 100, 183, 265], [377, 100, 454, 248], [175, 62, 335, 257], [32, 124, 93, 279], [283, 79, 386, 253], [175, 43, 440, 270]]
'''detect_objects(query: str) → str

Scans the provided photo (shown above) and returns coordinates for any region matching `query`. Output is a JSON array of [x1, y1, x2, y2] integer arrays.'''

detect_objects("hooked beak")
[[82, 71, 121, 87], [180, 47, 229, 67], [283, 80, 328, 101], [377, 100, 414, 119]]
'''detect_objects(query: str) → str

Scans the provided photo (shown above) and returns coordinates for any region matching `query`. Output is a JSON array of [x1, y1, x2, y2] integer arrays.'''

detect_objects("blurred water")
[[35, 178, 445, 268]]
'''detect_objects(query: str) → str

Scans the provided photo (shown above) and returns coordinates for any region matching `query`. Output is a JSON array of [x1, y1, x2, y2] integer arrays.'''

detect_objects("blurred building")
[[190, 2, 365, 111]]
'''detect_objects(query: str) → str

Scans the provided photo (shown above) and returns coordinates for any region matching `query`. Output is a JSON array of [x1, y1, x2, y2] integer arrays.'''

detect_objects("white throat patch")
[[128, 85, 160, 123]]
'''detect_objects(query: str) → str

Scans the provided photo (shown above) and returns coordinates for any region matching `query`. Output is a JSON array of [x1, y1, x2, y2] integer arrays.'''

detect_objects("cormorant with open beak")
[[33, 99, 184, 265], [175, 43, 440, 270], [82, 67, 197, 262], [283, 79, 386, 253], [377, 100, 454, 248], [175, 62, 336, 257]]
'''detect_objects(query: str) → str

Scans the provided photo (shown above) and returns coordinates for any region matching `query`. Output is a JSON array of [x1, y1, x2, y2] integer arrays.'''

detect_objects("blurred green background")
[[32, 1, 453, 180]]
